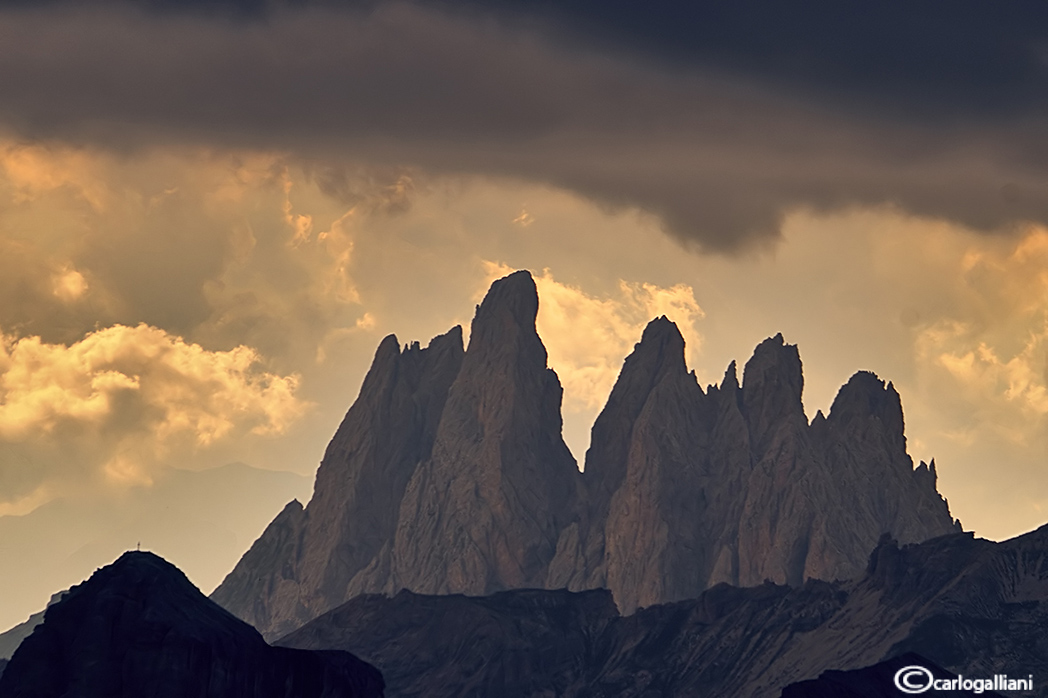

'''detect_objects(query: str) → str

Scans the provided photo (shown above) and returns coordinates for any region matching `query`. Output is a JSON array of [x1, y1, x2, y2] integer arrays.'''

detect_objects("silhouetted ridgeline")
[[275, 526, 1048, 697], [0, 552, 382, 698]]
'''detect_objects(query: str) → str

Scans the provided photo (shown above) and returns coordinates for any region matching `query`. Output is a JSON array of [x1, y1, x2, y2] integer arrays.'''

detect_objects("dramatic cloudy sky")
[[1, 0, 1047, 629]]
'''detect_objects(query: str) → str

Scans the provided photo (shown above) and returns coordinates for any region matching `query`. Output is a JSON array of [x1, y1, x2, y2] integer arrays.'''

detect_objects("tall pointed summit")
[[213, 271, 579, 638], [214, 271, 959, 635], [551, 323, 959, 612], [390, 270, 578, 594]]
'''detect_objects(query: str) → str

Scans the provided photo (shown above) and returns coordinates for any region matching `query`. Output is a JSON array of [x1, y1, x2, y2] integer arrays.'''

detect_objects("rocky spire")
[[214, 274, 959, 634], [390, 270, 578, 595], [584, 316, 689, 525], [824, 371, 907, 463], [548, 317, 731, 611], [816, 371, 959, 553], [741, 333, 806, 452]]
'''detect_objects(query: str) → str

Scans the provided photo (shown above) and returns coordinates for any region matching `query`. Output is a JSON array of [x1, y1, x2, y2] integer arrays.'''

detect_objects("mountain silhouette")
[[0, 551, 383, 698], [214, 269, 959, 638]]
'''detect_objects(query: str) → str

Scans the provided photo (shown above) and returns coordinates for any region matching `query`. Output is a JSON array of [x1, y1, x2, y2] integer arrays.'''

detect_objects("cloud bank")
[[0, 2, 1044, 251], [0, 324, 306, 514]]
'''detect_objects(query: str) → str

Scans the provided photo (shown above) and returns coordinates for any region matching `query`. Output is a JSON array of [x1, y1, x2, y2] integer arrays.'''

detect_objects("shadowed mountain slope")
[[279, 525, 1048, 698], [211, 325, 466, 638], [0, 551, 383, 698]]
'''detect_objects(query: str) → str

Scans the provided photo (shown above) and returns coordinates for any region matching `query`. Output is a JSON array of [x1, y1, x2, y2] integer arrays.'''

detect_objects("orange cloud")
[[1, 142, 110, 212], [915, 227, 1048, 444], [0, 324, 308, 500], [0, 323, 305, 442], [50, 265, 88, 302]]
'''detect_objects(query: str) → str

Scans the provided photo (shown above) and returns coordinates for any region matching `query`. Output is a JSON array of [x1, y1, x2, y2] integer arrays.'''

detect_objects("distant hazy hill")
[[214, 270, 958, 640], [0, 462, 310, 636]]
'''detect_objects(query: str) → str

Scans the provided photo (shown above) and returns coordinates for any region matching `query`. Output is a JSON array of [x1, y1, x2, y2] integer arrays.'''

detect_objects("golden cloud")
[[0, 323, 306, 442], [50, 265, 88, 302], [0, 324, 308, 500], [915, 227, 1048, 445], [1, 142, 110, 212]]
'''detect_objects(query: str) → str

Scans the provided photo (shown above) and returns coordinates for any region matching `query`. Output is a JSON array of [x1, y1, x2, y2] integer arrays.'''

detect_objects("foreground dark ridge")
[[277, 525, 1048, 698], [213, 269, 959, 639], [0, 551, 383, 698]]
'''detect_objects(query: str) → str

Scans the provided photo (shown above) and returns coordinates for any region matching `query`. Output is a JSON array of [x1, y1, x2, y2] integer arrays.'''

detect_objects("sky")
[[0, 0, 1047, 630]]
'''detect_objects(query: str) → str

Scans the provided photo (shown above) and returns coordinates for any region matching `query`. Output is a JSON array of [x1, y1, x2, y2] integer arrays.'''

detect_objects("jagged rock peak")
[[740, 333, 806, 449], [211, 322, 465, 640], [419, 324, 464, 354], [388, 268, 577, 596], [742, 333, 803, 403], [582, 315, 689, 485], [827, 370, 904, 433], [721, 359, 740, 392], [824, 369, 910, 470], [467, 270, 542, 353], [632, 315, 688, 377], [641, 314, 682, 342], [373, 325, 464, 364], [914, 458, 939, 489]]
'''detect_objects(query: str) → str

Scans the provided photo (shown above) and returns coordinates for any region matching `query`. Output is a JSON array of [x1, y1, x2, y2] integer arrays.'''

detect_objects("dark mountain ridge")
[[277, 524, 1048, 697], [0, 551, 383, 698], [214, 269, 959, 638]]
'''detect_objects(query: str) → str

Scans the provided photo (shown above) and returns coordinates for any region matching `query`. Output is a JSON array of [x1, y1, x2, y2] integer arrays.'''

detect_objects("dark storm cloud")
[[0, 0, 1045, 250], [466, 0, 1048, 116], [7, 0, 1046, 115]]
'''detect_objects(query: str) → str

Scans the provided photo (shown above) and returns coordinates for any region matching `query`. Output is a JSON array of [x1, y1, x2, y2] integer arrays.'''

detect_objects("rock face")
[[550, 327, 959, 612], [389, 271, 578, 595], [280, 588, 618, 698], [215, 270, 959, 638], [210, 325, 464, 639], [213, 270, 578, 638], [278, 525, 1048, 698], [0, 551, 383, 698]]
